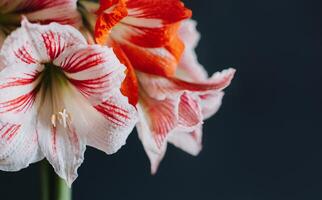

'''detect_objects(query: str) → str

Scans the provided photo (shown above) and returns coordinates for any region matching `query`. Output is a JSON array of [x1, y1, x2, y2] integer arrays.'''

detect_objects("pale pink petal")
[[168, 126, 203, 156], [0, 119, 43, 171], [179, 19, 200, 50], [136, 105, 167, 174], [137, 68, 235, 100], [176, 20, 230, 120], [176, 51, 208, 82], [200, 91, 224, 119], [176, 20, 208, 82]]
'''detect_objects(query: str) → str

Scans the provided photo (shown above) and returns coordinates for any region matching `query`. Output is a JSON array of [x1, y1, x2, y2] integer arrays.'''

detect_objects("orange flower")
[[93, 0, 191, 105], [82, 0, 235, 173]]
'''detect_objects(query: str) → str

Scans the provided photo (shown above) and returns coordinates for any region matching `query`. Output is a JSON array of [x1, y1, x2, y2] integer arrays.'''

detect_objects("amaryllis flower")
[[0, 19, 137, 185], [136, 20, 232, 173], [81, 0, 235, 173], [0, 0, 81, 46]]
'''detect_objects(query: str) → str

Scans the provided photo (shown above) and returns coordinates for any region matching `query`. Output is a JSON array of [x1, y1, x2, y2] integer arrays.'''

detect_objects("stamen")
[[51, 108, 71, 128], [51, 114, 57, 127]]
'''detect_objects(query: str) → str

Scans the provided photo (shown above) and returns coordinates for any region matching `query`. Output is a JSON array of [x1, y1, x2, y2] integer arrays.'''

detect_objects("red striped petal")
[[139, 91, 179, 148], [55, 45, 126, 103], [0, 65, 41, 117], [178, 93, 202, 129], [118, 0, 189, 51], [1, 19, 86, 66], [0, 120, 42, 171], [136, 108, 168, 174], [94, 93, 137, 127], [137, 68, 236, 100], [18, 0, 81, 27], [88, 91, 137, 154]]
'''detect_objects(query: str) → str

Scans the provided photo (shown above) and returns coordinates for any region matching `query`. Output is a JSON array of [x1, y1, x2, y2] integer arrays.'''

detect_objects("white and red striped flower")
[[0, 0, 81, 46], [83, 0, 235, 173], [136, 20, 232, 173], [0, 19, 137, 185]]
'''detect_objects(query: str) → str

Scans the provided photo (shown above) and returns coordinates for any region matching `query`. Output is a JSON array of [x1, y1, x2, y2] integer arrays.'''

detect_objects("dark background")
[[1, 0, 322, 199]]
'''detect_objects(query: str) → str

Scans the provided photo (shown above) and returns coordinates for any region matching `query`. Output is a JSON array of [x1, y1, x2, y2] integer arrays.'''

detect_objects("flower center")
[[42, 63, 69, 88], [41, 63, 72, 128]]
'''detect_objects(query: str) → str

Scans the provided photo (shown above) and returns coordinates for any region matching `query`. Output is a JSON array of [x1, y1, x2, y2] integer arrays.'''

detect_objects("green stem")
[[40, 160, 72, 200]]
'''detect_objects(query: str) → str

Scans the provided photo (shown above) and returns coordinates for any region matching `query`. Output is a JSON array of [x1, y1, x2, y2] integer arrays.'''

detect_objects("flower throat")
[[41, 63, 71, 128]]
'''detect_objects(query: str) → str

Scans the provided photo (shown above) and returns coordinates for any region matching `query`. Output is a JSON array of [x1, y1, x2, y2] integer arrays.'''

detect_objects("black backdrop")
[[1, 0, 322, 199]]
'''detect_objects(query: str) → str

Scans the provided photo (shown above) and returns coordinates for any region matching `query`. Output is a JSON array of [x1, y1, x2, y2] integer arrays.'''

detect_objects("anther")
[[51, 114, 56, 127]]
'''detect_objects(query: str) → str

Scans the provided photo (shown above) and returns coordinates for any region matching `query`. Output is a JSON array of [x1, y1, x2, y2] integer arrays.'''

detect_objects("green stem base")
[[40, 160, 72, 200]]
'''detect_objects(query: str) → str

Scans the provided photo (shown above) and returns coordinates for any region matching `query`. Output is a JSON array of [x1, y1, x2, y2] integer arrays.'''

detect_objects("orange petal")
[[110, 41, 139, 106], [118, 42, 177, 77], [126, 0, 192, 24], [95, 0, 128, 44], [165, 31, 185, 62], [120, 24, 180, 48]]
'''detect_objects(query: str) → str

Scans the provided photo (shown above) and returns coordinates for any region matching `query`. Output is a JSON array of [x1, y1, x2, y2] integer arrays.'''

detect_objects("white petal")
[[1, 19, 86, 65], [0, 64, 42, 123], [200, 91, 224, 119], [136, 105, 167, 174], [168, 126, 203, 156], [54, 45, 126, 105], [179, 20, 200, 50], [0, 119, 43, 171], [138, 89, 180, 147], [137, 68, 235, 100], [23, 0, 82, 27], [36, 87, 86, 186], [89, 91, 138, 154]]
